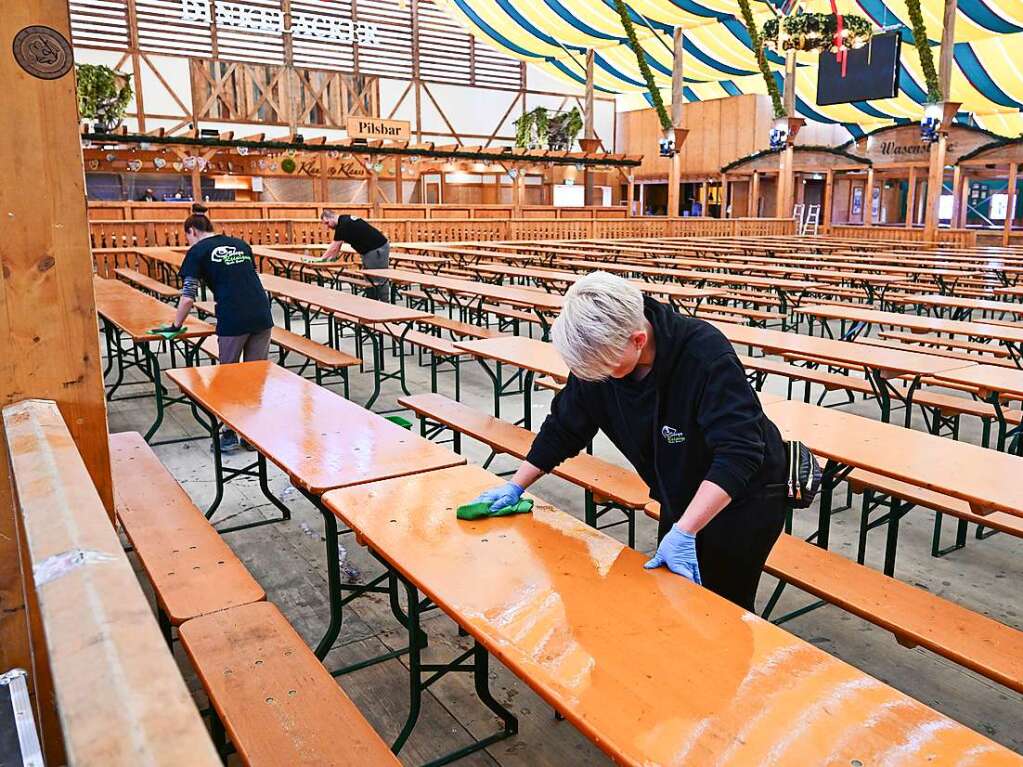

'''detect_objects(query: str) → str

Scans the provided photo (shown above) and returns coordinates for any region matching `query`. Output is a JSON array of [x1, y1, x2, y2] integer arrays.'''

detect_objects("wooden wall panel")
[[2, 0, 114, 758], [619, 94, 856, 182]]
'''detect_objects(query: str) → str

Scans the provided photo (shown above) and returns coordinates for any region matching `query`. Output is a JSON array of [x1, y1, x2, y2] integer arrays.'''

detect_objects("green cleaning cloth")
[[149, 326, 187, 341], [456, 498, 534, 521], [385, 415, 413, 430]]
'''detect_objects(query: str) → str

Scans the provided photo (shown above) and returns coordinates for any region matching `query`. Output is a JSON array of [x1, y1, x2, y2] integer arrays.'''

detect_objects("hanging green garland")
[[613, 0, 672, 131], [737, 0, 785, 119], [904, 0, 942, 102], [762, 14, 873, 53]]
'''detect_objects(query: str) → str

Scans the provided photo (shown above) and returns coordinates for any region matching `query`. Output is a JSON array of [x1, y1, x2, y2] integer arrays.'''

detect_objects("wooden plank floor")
[[106, 311, 1023, 761]]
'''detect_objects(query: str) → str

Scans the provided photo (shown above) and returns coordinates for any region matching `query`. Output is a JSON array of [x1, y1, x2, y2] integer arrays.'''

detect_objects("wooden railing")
[[2, 399, 220, 766], [827, 225, 978, 248], [87, 201, 632, 222], [89, 216, 798, 257]]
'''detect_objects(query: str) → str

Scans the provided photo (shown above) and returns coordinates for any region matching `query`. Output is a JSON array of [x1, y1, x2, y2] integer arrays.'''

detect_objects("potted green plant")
[[514, 107, 549, 149], [76, 64, 133, 133]]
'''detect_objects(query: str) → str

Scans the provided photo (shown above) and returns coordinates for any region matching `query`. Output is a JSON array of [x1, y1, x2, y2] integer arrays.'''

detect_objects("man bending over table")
[[468, 272, 789, 610], [315, 209, 391, 302]]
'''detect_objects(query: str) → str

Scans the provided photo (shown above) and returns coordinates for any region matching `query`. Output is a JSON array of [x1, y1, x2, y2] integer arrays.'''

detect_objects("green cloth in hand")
[[149, 326, 186, 341], [456, 498, 534, 521]]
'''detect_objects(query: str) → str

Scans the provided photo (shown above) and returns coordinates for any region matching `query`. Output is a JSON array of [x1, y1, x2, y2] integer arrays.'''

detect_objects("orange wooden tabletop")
[[166, 361, 464, 493], [928, 364, 1023, 401], [711, 320, 975, 377], [567, 259, 828, 292], [93, 276, 213, 342], [796, 304, 1023, 345], [454, 336, 570, 381], [258, 273, 431, 325], [362, 268, 565, 311], [887, 293, 1023, 316], [765, 398, 1023, 517], [137, 246, 184, 268], [322, 464, 1020, 767]]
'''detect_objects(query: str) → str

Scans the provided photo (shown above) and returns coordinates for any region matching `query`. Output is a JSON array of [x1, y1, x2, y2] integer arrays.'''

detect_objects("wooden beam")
[[750, 171, 760, 217], [777, 50, 798, 219], [1004, 162, 1017, 246], [667, 27, 684, 218], [2, 2, 114, 759], [938, 0, 958, 99], [823, 169, 834, 231], [864, 167, 875, 227], [958, 169, 971, 228], [125, 0, 145, 132], [950, 164, 963, 227], [395, 159, 404, 205], [923, 132, 948, 239], [906, 166, 917, 228], [584, 49, 595, 207]]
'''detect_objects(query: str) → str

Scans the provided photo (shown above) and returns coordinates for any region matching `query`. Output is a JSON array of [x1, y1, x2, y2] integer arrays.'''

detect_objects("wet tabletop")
[[258, 273, 430, 325], [765, 399, 1023, 518], [711, 321, 976, 377], [166, 361, 464, 493], [454, 336, 570, 381], [322, 464, 1020, 767], [93, 276, 213, 342]]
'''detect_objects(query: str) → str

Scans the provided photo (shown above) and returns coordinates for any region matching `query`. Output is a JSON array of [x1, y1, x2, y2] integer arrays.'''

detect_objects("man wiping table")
[[468, 271, 789, 610]]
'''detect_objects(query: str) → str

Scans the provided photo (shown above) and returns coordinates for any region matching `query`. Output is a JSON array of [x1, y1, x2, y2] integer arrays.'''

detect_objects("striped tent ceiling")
[[436, 0, 1023, 138]]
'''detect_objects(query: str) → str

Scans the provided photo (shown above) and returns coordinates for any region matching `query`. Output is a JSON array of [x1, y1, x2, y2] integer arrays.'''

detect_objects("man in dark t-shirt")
[[315, 210, 391, 301], [159, 211, 274, 452]]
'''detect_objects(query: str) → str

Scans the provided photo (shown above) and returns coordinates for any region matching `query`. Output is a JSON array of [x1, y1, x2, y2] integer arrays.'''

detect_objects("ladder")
[[793, 203, 805, 232], [802, 204, 821, 236]]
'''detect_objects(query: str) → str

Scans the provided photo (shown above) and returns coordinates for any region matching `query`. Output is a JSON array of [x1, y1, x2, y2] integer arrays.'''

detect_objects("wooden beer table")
[[94, 276, 214, 443], [795, 303, 1023, 366], [765, 398, 1023, 574], [454, 336, 569, 429], [711, 321, 972, 423], [166, 360, 465, 660], [322, 463, 1021, 767], [927, 364, 1023, 453], [258, 273, 431, 408]]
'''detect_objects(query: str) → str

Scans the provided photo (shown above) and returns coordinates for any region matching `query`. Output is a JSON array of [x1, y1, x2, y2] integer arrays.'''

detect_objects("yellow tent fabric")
[[436, 0, 1023, 138]]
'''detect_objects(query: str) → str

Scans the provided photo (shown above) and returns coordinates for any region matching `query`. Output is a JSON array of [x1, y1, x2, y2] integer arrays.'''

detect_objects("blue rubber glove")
[[644, 526, 702, 585], [471, 482, 525, 513]]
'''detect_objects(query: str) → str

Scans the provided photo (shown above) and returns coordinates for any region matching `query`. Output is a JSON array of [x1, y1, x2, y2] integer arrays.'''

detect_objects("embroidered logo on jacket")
[[210, 245, 251, 265], [661, 425, 686, 445]]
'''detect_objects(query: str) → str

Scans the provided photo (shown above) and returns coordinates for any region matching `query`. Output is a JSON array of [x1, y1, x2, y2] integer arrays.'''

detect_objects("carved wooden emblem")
[[12, 25, 73, 80]]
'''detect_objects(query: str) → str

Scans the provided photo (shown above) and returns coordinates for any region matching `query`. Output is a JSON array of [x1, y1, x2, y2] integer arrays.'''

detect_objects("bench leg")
[[932, 512, 969, 557]]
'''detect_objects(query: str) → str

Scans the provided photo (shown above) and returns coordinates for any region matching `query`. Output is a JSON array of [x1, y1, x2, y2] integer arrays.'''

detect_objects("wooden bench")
[[417, 314, 499, 340], [399, 393, 650, 545], [878, 329, 1011, 358], [693, 303, 784, 327], [3, 399, 220, 765], [642, 504, 1023, 694], [115, 267, 179, 301], [110, 431, 265, 641], [179, 602, 400, 766]]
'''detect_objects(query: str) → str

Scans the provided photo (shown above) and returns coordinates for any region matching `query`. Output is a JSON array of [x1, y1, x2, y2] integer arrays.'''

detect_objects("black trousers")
[[657, 490, 787, 611]]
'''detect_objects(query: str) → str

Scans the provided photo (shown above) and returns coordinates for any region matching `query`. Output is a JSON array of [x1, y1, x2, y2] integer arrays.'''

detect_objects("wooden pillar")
[[191, 167, 202, 202], [958, 169, 971, 228], [924, 135, 948, 239], [905, 166, 917, 228], [125, 0, 145, 132], [864, 168, 875, 227], [720, 173, 729, 218], [1003, 162, 1017, 246], [950, 164, 963, 228], [368, 158, 381, 217], [583, 49, 595, 207], [699, 180, 708, 217], [627, 175, 635, 216], [317, 155, 328, 202], [667, 27, 684, 218], [750, 172, 760, 217], [776, 49, 798, 219], [638, 182, 646, 216], [823, 169, 834, 232], [394, 159, 404, 205], [3, 2, 114, 759], [924, 0, 957, 239]]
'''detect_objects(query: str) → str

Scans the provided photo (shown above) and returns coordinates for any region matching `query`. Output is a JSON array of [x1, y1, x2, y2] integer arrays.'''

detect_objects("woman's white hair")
[[551, 271, 645, 382]]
